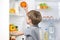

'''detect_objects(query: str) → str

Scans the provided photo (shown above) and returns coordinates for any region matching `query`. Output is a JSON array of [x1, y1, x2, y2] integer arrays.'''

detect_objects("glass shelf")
[[9, 13, 25, 17], [35, 0, 60, 2]]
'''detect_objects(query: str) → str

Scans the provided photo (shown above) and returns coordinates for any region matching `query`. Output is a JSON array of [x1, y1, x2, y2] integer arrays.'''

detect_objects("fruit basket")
[[39, 3, 49, 10]]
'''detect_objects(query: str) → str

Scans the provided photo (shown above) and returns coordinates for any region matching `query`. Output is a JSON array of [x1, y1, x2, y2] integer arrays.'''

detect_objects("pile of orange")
[[20, 1, 27, 8], [39, 3, 48, 9]]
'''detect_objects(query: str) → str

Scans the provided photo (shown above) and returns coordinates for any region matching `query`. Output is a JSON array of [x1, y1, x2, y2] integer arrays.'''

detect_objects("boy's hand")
[[10, 31, 18, 36], [23, 7, 28, 13]]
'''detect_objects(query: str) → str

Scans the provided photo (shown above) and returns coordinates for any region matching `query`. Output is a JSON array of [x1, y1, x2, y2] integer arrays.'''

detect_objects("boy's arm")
[[23, 7, 28, 14], [10, 31, 24, 36]]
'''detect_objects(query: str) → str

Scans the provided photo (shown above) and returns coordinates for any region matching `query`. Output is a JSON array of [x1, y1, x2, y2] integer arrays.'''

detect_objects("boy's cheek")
[[26, 17, 31, 24], [27, 22, 29, 24], [26, 17, 28, 22]]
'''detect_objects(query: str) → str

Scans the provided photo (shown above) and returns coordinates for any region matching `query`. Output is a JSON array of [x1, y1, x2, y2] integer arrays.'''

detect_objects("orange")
[[40, 6, 44, 9], [43, 6, 48, 9], [20, 1, 27, 8]]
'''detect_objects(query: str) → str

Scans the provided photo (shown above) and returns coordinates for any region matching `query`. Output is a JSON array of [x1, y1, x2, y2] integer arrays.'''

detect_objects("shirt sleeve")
[[24, 27, 31, 36]]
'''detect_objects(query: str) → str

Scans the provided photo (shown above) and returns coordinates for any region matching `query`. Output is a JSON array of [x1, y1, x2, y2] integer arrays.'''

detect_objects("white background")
[[0, 0, 9, 40]]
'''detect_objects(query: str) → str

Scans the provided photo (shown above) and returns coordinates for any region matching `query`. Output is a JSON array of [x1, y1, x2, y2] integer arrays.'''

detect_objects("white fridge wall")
[[26, 0, 35, 11], [58, 2, 60, 18], [55, 22, 60, 40], [56, 2, 60, 40], [10, 15, 27, 31]]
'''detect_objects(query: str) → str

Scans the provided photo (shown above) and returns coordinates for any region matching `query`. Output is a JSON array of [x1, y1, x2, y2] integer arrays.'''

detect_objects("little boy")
[[10, 10, 42, 40]]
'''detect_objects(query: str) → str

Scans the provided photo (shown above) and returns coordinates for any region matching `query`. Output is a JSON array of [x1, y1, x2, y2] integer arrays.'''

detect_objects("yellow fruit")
[[9, 8, 16, 13], [9, 24, 18, 32], [9, 24, 17, 32]]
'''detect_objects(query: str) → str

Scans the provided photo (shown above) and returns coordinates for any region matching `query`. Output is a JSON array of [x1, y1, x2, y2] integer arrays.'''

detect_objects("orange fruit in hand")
[[20, 1, 27, 8]]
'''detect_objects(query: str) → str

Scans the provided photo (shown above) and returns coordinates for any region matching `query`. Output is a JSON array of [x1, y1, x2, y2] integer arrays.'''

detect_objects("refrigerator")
[[9, 0, 60, 40]]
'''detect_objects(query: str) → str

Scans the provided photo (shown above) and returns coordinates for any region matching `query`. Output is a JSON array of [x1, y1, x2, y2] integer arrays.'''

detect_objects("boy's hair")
[[27, 10, 42, 25]]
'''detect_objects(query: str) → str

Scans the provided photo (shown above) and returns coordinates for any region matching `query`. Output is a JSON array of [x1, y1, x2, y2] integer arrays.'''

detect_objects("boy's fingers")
[[23, 7, 28, 13]]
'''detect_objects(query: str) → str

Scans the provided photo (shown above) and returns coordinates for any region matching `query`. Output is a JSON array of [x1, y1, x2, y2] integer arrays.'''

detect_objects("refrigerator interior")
[[9, 0, 60, 40], [35, 0, 60, 2]]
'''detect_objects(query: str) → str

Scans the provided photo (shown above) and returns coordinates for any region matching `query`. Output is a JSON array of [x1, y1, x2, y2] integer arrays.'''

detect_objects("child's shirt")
[[24, 25, 40, 40]]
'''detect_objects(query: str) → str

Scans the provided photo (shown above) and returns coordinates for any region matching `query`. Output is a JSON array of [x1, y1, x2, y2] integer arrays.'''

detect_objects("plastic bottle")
[[44, 28, 48, 40]]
